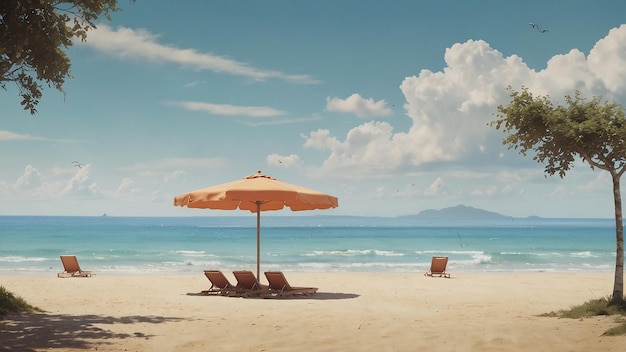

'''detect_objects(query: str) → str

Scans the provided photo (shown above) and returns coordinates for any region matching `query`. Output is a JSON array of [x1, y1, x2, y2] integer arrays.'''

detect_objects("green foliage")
[[604, 319, 626, 336], [540, 296, 626, 336], [0, 0, 126, 114], [492, 87, 626, 178], [0, 285, 44, 317]]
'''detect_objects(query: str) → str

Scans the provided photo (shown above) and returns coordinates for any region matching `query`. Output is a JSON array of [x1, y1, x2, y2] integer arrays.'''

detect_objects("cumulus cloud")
[[305, 25, 626, 179], [15, 165, 43, 190], [0, 164, 110, 202], [304, 122, 410, 177], [588, 24, 626, 93], [82, 24, 320, 84], [326, 93, 392, 118], [61, 165, 100, 197]]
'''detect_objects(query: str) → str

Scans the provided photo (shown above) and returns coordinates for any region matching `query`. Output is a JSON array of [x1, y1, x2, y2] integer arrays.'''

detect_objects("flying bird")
[[529, 22, 549, 33], [71, 161, 85, 168]]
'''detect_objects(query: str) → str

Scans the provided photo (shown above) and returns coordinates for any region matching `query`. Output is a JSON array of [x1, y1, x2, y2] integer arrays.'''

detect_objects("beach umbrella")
[[173, 170, 338, 278]]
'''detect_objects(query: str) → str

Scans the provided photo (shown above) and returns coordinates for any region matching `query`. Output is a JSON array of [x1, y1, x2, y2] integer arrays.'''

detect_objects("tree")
[[491, 87, 626, 304], [0, 0, 125, 114]]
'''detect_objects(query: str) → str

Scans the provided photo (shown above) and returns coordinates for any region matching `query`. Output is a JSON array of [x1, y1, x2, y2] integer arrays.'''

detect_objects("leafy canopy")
[[492, 87, 626, 178], [0, 0, 122, 114]]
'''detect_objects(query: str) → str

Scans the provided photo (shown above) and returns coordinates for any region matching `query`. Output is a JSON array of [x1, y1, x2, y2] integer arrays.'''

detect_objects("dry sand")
[[1, 272, 625, 351]]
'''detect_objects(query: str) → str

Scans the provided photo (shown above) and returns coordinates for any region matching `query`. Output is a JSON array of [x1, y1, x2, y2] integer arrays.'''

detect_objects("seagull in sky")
[[529, 22, 549, 33], [71, 161, 85, 168]]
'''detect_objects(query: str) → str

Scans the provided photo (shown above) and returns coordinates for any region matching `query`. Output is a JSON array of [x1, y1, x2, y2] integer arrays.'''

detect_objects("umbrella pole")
[[256, 201, 261, 280]]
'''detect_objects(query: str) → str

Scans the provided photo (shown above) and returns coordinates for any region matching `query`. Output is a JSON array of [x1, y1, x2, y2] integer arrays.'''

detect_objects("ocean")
[[0, 215, 619, 276]]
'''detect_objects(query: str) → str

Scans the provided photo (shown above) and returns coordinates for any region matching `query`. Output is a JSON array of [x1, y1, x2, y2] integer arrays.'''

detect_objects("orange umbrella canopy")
[[173, 170, 338, 278], [173, 170, 338, 212]]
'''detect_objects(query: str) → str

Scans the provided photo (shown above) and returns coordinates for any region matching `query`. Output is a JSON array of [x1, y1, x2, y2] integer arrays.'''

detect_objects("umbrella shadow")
[[0, 312, 190, 352], [185, 291, 360, 300], [297, 291, 360, 300]]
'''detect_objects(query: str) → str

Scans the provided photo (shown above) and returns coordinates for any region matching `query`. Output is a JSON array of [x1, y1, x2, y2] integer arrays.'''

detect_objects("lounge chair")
[[232, 270, 269, 297], [424, 256, 451, 278], [201, 270, 236, 296], [264, 271, 318, 297], [57, 255, 92, 278]]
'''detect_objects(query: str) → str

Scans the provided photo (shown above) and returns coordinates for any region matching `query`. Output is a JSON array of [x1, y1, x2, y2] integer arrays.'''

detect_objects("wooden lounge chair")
[[232, 270, 269, 297], [264, 271, 318, 297], [57, 255, 92, 278], [201, 270, 237, 296], [424, 256, 451, 278]]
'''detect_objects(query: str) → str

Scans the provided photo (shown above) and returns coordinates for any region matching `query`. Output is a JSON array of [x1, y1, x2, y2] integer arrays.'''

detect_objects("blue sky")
[[2, 0, 626, 218]]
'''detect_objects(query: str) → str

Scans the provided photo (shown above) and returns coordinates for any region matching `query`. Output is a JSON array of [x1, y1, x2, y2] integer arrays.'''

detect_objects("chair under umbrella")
[[173, 170, 339, 278]]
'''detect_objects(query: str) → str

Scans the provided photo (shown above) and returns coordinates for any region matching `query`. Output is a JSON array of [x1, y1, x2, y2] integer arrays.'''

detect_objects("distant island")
[[404, 204, 513, 220]]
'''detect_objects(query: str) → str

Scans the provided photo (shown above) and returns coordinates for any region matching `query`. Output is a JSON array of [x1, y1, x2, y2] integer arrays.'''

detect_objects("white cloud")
[[423, 177, 446, 197], [15, 165, 43, 190], [493, 170, 546, 183], [61, 165, 100, 197], [588, 24, 626, 93], [0, 131, 46, 141], [0, 164, 123, 203], [115, 177, 138, 196], [82, 24, 320, 84], [267, 154, 302, 168], [172, 101, 287, 117], [169, 170, 186, 182], [306, 25, 626, 179], [302, 129, 341, 150], [184, 80, 206, 88], [577, 172, 611, 193], [0, 130, 78, 143], [550, 185, 569, 197], [304, 122, 410, 177], [326, 93, 392, 118], [128, 158, 227, 186]]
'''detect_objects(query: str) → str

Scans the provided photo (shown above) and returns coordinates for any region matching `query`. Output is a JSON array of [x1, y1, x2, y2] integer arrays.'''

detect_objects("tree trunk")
[[611, 171, 624, 303]]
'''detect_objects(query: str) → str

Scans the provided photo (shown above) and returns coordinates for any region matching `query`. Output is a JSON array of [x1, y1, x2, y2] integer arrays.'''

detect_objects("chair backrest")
[[233, 270, 262, 290], [430, 256, 448, 273], [265, 271, 290, 291], [60, 255, 80, 273], [204, 270, 233, 289]]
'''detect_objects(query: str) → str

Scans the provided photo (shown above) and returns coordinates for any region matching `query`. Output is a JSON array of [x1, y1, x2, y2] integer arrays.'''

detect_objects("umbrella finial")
[[246, 170, 275, 180]]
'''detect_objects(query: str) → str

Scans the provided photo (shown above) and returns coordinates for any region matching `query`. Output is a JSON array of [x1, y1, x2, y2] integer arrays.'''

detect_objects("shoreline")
[[2, 272, 625, 351], [0, 267, 619, 277]]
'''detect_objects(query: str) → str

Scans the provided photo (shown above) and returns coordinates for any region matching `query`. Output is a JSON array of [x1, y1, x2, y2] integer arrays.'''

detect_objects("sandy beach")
[[1, 272, 624, 351]]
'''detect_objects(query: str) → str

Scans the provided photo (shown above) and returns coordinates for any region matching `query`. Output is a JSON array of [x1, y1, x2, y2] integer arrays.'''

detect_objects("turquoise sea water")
[[0, 215, 619, 275]]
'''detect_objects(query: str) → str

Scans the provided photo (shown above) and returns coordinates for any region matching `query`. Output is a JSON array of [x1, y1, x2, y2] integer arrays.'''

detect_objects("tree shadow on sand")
[[0, 313, 190, 352]]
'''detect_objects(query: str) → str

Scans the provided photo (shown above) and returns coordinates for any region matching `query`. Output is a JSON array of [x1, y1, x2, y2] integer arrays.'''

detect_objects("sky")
[[2, 0, 626, 218]]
